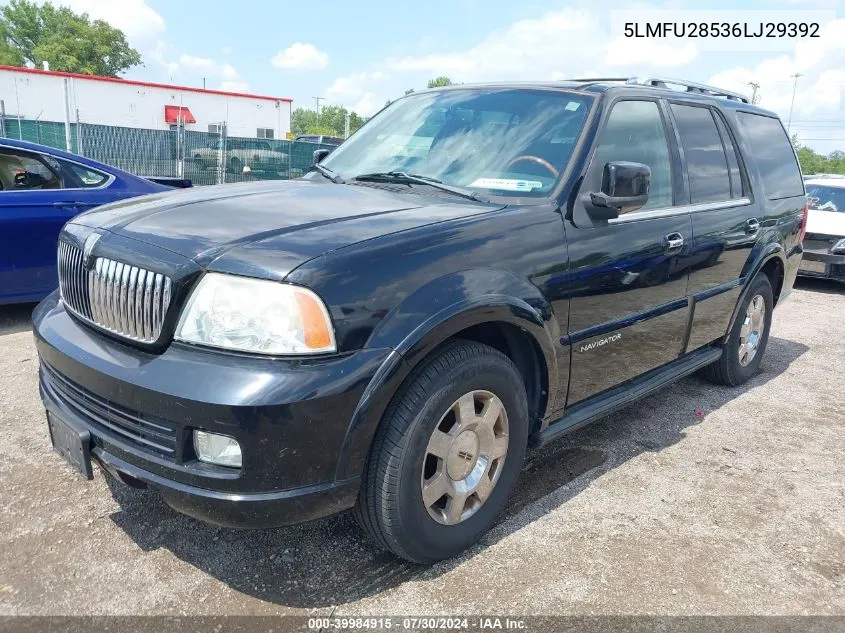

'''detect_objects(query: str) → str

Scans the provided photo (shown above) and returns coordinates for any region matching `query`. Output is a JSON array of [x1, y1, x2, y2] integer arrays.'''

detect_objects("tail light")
[[798, 198, 809, 242]]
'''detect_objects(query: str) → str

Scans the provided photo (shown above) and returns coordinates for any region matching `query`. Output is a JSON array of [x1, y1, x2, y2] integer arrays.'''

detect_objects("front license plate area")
[[800, 259, 827, 273], [47, 412, 93, 479]]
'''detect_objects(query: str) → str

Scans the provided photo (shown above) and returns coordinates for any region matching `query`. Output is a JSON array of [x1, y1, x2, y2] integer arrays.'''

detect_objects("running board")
[[536, 346, 722, 446]]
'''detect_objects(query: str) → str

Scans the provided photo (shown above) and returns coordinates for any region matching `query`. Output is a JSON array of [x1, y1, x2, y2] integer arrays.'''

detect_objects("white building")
[[0, 65, 292, 139]]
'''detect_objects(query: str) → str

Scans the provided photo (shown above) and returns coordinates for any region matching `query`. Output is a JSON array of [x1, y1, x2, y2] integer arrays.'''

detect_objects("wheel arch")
[[333, 269, 561, 481], [722, 246, 785, 343]]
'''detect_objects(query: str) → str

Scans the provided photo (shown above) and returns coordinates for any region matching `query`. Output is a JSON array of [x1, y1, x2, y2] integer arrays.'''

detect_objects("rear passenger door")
[[565, 98, 693, 405], [669, 102, 758, 352]]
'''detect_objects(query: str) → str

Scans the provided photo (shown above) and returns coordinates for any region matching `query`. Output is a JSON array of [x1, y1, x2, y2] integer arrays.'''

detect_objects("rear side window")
[[670, 104, 731, 204], [736, 112, 804, 200], [57, 159, 110, 188]]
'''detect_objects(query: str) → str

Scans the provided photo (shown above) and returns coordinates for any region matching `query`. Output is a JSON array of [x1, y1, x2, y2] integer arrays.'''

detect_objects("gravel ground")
[[0, 279, 842, 617]]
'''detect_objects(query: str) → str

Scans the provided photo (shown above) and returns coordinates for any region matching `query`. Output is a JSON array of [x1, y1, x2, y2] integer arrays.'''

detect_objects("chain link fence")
[[0, 116, 337, 185]]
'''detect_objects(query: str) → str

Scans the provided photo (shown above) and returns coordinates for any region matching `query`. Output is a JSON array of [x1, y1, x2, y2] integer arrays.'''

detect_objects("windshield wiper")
[[309, 162, 345, 184], [352, 171, 488, 203]]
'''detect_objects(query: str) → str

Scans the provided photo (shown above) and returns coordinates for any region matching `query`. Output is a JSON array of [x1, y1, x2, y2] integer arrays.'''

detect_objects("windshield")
[[322, 88, 593, 198], [806, 184, 845, 213]]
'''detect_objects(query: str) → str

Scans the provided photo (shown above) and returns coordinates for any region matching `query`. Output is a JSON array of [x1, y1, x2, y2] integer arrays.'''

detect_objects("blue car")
[[0, 138, 188, 304]]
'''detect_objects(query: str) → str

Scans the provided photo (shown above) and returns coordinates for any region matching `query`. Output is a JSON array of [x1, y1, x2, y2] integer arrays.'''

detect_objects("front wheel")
[[354, 340, 529, 563], [703, 272, 773, 386]]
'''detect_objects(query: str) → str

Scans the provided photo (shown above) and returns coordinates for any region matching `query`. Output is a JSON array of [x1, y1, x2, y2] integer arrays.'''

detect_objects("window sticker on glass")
[[565, 102, 581, 111], [470, 178, 544, 192]]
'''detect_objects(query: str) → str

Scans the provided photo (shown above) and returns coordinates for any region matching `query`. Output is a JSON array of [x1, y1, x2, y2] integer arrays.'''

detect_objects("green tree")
[[290, 108, 319, 136], [291, 105, 365, 138], [0, 0, 141, 76], [0, 21, 24, 65], [791, 137, 845, 176], [426, 75, 453, 88]]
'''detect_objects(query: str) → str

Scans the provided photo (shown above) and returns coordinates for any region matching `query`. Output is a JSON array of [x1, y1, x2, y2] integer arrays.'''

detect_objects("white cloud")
[[56, 0, 165, 44], [177, 54, 219, 74], [603, 37, 698, 68], [325, 71, 390, 116], [271, 43, 329, 70], [383, 8, 696, 82], [221, 63, 239, 80], [708, 19, 845, 148], [149, 41, 178, 76], [219, 80, 250, 93], [158, 54, 245, 87]]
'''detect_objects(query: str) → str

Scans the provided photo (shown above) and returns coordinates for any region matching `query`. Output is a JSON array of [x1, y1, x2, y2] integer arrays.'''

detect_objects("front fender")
[[333, 269, 562, 481]]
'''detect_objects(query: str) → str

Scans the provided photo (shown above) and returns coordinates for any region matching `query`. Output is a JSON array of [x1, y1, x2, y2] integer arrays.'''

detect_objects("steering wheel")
[[505, 155, 559, 178]]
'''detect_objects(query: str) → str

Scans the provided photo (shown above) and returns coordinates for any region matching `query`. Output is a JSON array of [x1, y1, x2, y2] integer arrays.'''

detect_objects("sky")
[[42, 0, 845, 153]]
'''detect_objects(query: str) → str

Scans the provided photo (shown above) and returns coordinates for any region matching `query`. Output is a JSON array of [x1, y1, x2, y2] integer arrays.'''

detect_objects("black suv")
[[34, 77, 807, 563]]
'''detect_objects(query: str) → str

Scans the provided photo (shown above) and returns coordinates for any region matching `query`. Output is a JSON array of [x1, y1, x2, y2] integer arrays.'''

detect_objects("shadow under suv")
[[34, 77, 807, 563]]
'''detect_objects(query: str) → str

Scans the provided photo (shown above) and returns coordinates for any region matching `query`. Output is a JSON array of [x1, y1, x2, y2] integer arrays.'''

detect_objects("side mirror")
[[584, 161, 651, 220], [312, 148, 331, 165]]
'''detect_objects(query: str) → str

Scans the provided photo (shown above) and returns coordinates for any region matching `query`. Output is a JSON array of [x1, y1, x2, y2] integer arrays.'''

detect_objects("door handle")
[[745, 218, 760, 235], [663, 232, 684, 253]]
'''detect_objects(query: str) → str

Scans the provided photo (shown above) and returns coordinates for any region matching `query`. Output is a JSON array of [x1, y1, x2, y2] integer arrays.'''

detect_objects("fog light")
[[194, 431, 242, 468]]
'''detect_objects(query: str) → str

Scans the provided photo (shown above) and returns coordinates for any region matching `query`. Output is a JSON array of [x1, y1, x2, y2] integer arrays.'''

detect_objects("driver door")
[[564, 98, 693, 405], [0, 147, 94, 301]]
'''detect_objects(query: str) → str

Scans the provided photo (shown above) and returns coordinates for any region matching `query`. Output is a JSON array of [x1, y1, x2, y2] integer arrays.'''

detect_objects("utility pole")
[[747, 81, 760, 105], [62, 78, 73, 152], [787, 73, 802, 133], [312, 96, 324, 115]]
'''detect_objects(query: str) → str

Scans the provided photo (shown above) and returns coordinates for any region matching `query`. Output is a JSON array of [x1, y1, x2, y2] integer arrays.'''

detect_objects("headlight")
[[831, 238, 845, 255], [175, 273, 336, 354]]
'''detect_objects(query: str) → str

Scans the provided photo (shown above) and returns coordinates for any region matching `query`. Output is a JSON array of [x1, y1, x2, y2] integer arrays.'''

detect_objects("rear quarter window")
[[736, 112, 804, 200]]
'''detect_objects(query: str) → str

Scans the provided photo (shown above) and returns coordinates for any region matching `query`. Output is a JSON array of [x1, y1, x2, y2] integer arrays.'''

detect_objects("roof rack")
[[569, 76, 749, 103]]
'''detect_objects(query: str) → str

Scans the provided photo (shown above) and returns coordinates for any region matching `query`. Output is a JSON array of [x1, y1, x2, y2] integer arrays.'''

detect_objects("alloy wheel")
[[420, 390, 509, 525], [738, 294, 766, 367]]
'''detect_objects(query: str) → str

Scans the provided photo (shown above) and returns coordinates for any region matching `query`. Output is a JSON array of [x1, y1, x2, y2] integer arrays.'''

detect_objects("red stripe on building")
[[0, 65, 293, 103]]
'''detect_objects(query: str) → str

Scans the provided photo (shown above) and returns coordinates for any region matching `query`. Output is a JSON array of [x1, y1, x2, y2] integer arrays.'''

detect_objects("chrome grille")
[[58, 241, 172, 343]]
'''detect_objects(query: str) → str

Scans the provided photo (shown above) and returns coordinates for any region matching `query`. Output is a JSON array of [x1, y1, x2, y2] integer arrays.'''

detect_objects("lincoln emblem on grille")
[[82, 232, 101, 268]]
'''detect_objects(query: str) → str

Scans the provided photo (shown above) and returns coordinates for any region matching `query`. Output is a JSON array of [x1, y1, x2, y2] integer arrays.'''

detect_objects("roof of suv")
[[424, 77, 777, 117]]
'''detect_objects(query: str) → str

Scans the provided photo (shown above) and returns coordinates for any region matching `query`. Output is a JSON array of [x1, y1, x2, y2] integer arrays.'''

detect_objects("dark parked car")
[[33, 78, 807, 563], [0, 138, 187, 305]]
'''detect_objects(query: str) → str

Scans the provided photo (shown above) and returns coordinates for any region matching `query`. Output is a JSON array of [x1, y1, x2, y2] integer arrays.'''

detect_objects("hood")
[[70, 179, 501, 278], [807, 209, 845, 238]]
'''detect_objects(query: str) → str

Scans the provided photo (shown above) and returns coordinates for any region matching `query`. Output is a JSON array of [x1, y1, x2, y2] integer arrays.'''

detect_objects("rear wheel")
[[703, 272, 773, 386], [354, 340, 529, 563]]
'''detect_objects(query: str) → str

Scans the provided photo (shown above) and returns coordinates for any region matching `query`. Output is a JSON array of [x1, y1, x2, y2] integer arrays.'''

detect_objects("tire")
[[703, 272, 773, 386], [354, 340, 529, 563]]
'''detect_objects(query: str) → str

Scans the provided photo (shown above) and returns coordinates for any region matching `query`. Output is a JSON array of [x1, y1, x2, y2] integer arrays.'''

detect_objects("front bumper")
[[799, 247, 845, 281], [34, 292, 393, 528]]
